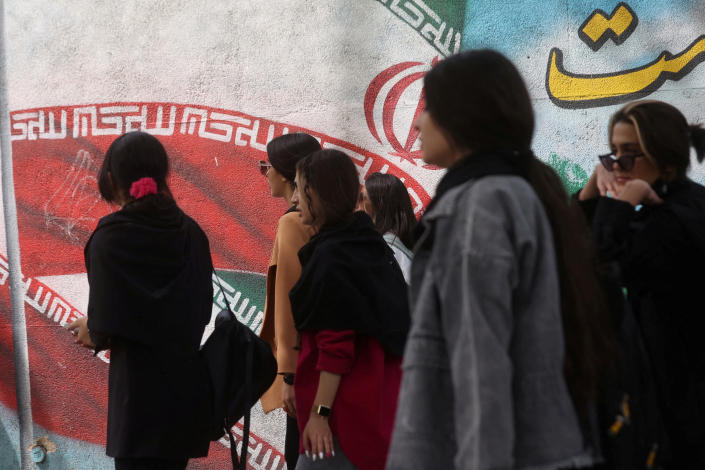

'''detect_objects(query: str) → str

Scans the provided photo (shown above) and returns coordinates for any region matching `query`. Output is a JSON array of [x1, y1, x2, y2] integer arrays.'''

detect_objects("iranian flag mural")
[[1, 0, 704, 468]]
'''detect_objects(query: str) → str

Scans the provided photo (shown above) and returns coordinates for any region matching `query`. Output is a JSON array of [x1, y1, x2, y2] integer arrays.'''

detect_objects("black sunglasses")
[[598, 151, 645, 172]]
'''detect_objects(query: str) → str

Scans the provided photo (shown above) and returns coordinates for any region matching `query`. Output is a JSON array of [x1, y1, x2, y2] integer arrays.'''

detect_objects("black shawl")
[[424, 149, 528, 215], [85, 198, 213, 350], [289, 212, 409, 357], [414, 149, 529, 249]]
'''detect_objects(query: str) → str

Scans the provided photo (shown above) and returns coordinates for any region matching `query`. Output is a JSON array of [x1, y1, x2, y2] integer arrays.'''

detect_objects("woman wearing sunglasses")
[[578, 100, 705, 468], [258, 132, 321, 470]]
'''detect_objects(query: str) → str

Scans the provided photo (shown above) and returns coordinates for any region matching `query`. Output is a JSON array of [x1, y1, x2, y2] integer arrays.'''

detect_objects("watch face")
[[317, 405, 331, 417]]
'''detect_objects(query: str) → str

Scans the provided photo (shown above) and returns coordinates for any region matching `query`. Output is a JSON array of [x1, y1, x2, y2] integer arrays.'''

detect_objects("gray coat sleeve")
[[436, 187, 521, 469]]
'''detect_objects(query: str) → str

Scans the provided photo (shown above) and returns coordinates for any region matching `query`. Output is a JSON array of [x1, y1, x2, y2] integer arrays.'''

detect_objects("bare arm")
[[301, 329, 355, 461], [311, 371, 341, 412], [274, 215, 310, 417], [302, 371, 341, 460]]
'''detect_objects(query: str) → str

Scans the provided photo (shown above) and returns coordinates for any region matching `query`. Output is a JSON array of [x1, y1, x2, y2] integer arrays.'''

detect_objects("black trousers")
[[114, 457, 188, 470], [286, 415, 300, 470]]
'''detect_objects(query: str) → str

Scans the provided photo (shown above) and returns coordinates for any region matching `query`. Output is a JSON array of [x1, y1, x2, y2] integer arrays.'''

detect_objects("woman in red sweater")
[[288, 149, 410, 470]]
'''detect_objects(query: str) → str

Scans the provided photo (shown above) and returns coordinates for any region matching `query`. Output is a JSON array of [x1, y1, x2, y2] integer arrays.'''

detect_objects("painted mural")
[[1, 1, 704, 468]]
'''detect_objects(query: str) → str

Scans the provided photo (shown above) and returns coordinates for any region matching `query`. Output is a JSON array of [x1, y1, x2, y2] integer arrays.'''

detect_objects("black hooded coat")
[[85, 199, 213, 459]]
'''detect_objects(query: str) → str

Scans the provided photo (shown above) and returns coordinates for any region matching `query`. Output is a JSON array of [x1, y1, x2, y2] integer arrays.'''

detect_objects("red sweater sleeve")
[[315, 329, 356, 374]]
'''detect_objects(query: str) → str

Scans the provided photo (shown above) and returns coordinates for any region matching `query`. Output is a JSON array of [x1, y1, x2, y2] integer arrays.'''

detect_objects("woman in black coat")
[[577, 100, 705, 469], [69, 131, 213, 470]]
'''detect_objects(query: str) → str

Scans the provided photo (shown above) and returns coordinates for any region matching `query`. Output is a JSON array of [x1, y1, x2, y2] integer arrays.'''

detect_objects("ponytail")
[[525, 156, 614, 415], [690, 124, 705, 164], [98, 132, 175, 214]]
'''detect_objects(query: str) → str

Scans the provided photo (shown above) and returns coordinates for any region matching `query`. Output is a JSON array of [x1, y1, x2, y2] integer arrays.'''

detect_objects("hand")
[[282, 382, 296, 418], [302, 413, 334, 461], [67, 317, 95, 348], [616, 179, 663, 206], [595, 164, 620, 197], [579, 164, 619, 200]]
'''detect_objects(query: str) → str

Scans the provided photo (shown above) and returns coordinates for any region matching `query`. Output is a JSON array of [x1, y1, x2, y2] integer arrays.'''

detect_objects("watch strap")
[[315, 404, 331, 417]]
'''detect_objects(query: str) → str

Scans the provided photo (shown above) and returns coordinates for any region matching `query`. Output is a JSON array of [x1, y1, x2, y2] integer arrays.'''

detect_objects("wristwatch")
[[282, 373, 295, 385], [315, 404, 331, 418]]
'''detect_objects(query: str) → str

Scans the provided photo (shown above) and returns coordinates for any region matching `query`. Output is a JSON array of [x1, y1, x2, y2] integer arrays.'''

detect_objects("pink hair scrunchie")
[[129, 177, 158, 199]]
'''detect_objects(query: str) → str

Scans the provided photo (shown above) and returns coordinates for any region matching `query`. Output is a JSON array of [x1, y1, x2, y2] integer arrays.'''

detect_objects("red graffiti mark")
[[364, 57, 442, 168], [9, 102, 431, 278]]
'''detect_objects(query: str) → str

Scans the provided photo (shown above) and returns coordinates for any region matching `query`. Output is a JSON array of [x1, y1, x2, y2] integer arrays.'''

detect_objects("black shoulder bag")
[[200, 273, 278, 469]]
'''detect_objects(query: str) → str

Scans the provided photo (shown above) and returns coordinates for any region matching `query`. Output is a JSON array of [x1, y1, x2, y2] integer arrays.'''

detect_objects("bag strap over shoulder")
[[227, 337, 252, 470], [214, 271, 252, 470]]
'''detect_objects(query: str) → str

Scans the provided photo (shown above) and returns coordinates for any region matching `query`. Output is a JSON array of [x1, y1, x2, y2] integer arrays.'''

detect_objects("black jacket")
[[86, 198, 213, 459], [579, 178, 705, 467]]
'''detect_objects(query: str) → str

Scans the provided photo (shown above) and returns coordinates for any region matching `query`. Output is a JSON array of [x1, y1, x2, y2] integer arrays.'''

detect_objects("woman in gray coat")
[[386, 50, 611, 469]]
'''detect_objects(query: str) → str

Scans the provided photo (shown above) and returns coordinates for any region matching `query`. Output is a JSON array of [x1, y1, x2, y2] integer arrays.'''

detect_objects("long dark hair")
[[364, 173, 416, 248], [266, 132, 321, 183], [609, 100, 705, 179], [425, 49, 613, 413], [98, 131, 173, 206], [296, 149, 359, 229]]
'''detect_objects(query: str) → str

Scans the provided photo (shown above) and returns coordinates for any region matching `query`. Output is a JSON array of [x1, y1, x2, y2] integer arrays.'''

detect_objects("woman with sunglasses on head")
[[578, 100, 705, 469], [386, 50, 611, 470], [358, 172, 416, 283], [289, 149, 409, 470], [68, 131, 213, 470], [257, 132, 321, 470]]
